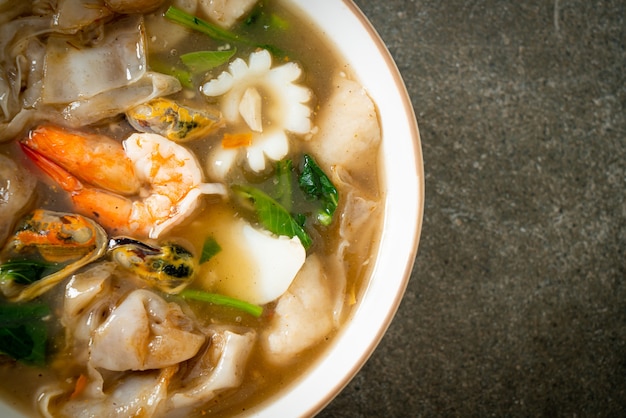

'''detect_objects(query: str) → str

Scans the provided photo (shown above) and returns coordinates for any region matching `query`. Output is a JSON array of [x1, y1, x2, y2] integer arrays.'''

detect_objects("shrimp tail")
[[20, 143, 83, 192], [20, 143, 135, 235]]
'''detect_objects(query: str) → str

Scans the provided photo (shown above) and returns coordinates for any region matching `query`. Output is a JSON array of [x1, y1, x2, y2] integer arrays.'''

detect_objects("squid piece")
[[261, 254, 334, 364], [0, 154, 36, 247], [126, 97, 224, 142], [90, 289, 206, 371], [202, 49, 312, 177], [0, 209, 108, 302], [308, 74, 381, 175], [168, 327, 256, 410]]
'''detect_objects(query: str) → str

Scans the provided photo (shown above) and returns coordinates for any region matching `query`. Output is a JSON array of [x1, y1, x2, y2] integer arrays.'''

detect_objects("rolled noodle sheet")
[[42, 15, 147, 104]]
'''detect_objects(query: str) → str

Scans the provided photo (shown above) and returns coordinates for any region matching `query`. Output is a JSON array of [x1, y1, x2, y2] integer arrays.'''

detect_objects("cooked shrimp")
[[21, 125, 226, 239], [21, 125, 140, 195]]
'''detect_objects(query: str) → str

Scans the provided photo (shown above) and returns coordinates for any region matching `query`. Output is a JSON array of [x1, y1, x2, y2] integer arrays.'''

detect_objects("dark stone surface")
[[319, 0, 626, 416]]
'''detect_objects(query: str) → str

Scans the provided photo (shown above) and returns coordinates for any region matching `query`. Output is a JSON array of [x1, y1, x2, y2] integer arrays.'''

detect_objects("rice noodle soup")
[[0, 0, 383, 416]]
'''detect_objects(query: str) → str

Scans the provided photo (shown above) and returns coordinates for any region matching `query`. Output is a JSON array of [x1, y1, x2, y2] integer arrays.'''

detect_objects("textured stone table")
[[320, 0, 626, 416]]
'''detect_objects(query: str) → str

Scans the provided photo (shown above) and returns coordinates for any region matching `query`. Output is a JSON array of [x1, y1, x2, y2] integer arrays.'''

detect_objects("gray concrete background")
[[319, 0, 626, 416]]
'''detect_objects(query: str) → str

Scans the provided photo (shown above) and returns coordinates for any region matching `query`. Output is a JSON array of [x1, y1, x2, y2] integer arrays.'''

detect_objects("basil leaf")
[[0, 303, 50, 365], [181, 49, 236, 73], [298, 154, 339, 226], [200, 237, 221, 264], [232, 185, 312, 249]]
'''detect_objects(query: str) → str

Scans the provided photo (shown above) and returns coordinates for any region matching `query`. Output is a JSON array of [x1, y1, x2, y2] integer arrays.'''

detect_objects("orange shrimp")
[[22, 126, 140, 195], [21, 125, 226, 239]]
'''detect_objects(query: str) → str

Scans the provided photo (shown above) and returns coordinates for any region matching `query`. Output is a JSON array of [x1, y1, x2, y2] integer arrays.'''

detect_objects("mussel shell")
[[1, 210, 108, 302], [109, 238, 196, 293]]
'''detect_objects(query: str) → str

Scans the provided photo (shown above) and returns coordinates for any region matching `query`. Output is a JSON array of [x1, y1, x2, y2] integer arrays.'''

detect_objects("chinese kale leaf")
[[232, 184, 312, 249], [0, 303, 50, 366], [298, 154, 339, 226]]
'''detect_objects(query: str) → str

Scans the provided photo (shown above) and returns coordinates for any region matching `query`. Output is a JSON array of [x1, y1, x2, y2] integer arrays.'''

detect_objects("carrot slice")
[[222, 132, 253, 149], [70, 374, 88, 400]]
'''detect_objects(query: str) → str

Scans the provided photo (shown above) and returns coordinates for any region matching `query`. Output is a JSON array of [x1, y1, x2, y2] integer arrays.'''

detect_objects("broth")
[[0, 0, 383, 416]]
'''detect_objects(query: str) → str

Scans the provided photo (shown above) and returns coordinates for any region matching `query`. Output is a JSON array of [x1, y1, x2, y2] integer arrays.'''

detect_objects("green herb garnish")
[[148, 57, 193, 88], [181, 49, 237, 73], [165, 6, 283, 56], [166, 6, 248, 44], [232, 184, 312, 249], [179, 289, 263, 317], [299, 154, 339, 226], [245, 5, 289, 30], [274, 159, 293, 211], [0, 260, 60, 285], [0, 303, 50, 365], [200, 237, 222, 264]]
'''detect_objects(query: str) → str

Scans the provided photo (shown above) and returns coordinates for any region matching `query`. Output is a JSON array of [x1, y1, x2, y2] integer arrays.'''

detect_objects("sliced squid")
[[202, 49, 312, 177]]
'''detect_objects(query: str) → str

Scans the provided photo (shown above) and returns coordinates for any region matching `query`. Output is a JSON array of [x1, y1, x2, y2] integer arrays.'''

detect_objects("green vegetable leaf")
[[165, 6, 245, 44], [200, 237, 221, 264], [268, 13, 290, 31], [0, 260, 60, 285], [165, 6, 284, 56], [232, 184, 312, 249], [181, 49, 237, 73], [0, 303, 50, 365], [179, 289, 263, 317], [299, 154, 339, 226], [274, 159, 293, 211], [245, 6, 289, 31], [148, 57, 193, 88]]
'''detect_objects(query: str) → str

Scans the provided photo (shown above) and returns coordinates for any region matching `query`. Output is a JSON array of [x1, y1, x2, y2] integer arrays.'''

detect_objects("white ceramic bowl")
[[0, 1, 423, 417], [247, 0, 424, 416]]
